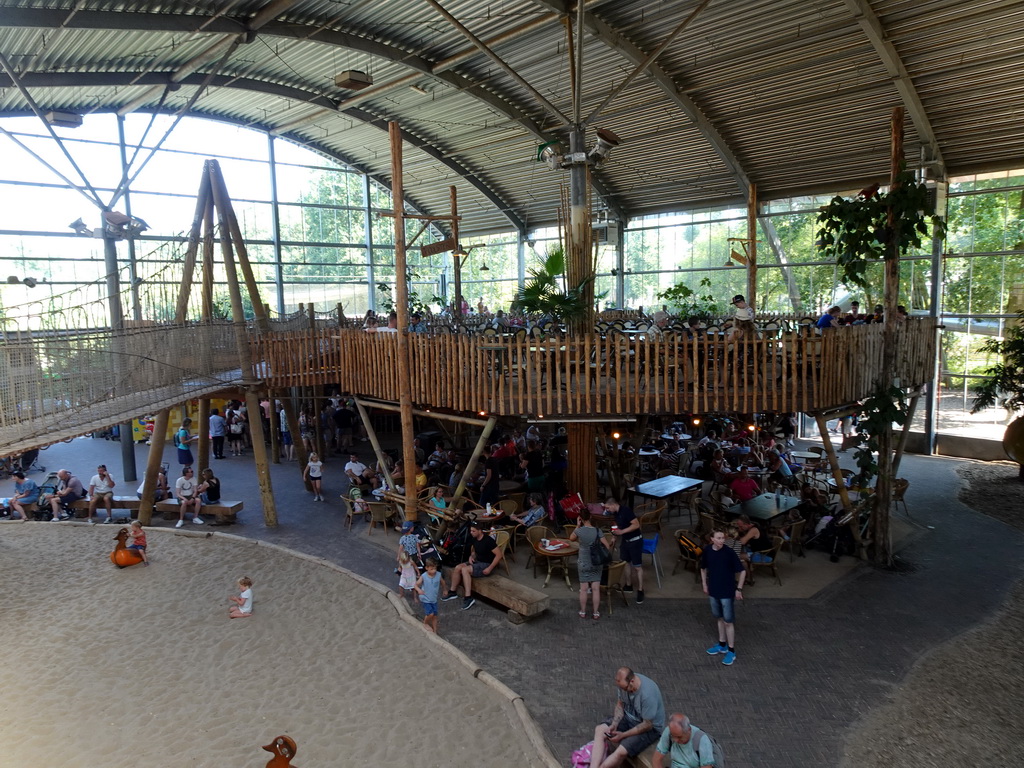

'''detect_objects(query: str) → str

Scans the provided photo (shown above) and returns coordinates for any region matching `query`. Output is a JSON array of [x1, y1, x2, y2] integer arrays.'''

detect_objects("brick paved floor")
[[21, 438, 1024, 766]]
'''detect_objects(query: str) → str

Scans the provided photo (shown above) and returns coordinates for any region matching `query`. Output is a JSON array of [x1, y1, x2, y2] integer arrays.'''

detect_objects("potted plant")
[[655, 276, 722, 324], [972, 310, 1024, 480]]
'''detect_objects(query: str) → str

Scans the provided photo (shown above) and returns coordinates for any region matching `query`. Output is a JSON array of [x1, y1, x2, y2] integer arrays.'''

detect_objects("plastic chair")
[[641, 533, 663, 588]]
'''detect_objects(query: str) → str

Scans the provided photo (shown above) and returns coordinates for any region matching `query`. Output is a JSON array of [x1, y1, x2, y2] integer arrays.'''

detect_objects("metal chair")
[[641, 533, 663, 588]]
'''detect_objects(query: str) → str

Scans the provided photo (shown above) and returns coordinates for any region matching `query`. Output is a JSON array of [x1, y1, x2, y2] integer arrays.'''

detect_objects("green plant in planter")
[[656, 277, 722, 323], [972, 310, 1024, 480], [515, 245, 601, 326]]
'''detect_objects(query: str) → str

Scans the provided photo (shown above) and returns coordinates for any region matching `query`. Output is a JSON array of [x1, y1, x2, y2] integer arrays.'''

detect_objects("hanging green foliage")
[[852, 384, 910, 487], [816, 172, 946, 289]]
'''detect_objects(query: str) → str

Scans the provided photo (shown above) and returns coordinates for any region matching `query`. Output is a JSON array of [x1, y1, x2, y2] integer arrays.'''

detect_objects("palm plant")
[[515, 245, 598, 325]]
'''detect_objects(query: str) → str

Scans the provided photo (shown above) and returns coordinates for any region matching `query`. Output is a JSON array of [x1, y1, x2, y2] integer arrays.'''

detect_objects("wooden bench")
[[443, 568, 549, 623], [68, 496, 140, 521], [628, 745, 657, 768], [155, 499, 244, 523]]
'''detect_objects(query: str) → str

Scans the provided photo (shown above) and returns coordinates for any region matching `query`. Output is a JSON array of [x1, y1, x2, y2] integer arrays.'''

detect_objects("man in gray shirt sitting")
[[591, 666, 666, 767]]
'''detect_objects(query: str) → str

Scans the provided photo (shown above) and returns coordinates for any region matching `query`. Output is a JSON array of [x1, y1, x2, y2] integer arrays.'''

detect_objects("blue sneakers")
[[706, 644, 727, 655], [722, 651, 736, 666]]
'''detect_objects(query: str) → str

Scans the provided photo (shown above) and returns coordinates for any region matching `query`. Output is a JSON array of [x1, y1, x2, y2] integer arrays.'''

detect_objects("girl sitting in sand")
[[397, 551, 419, 597], [228, 576, 254, 618], [126, 520, 149, 565]]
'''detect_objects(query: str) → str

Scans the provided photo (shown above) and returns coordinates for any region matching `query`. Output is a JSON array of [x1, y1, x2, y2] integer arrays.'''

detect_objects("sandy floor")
[[842, 460, 1024, 767], [0, 524, 545, 768]]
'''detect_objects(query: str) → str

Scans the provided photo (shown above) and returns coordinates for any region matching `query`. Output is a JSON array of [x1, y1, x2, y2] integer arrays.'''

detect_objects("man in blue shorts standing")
[[701, 530, 746, 666], [605, 497, 646, 604]]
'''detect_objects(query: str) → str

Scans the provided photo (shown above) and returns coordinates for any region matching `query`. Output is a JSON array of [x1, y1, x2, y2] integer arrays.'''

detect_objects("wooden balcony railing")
[[250, 319, 936, 417]]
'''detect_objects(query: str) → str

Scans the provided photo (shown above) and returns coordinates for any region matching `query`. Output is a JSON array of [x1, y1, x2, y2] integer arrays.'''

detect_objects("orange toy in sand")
[[110, 528, 145, 568], [263, 735, 297, 768]]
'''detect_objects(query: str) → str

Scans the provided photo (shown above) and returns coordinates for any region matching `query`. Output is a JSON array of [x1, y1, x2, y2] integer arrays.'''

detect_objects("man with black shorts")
[[591, 666, 666, 768], [701, 530, 746, 666], [605, 497, 645, 604], [441, 522, 503, 611]]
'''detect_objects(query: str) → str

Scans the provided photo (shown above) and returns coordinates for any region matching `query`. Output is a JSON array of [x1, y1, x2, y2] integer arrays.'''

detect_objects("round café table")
[[661, 433, 692, 441], [535, 538, 580, 589]]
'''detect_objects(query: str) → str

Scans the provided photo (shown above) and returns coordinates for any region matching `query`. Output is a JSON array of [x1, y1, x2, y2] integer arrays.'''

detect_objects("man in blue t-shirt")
[[816, 306, 841, 330], [700, 530, 746, 666], [591, 667, 666, 768]]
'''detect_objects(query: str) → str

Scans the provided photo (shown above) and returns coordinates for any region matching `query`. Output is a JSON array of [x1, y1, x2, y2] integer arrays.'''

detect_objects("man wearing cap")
[[730, 295, 753, 321], [441, 522, 503, 610]]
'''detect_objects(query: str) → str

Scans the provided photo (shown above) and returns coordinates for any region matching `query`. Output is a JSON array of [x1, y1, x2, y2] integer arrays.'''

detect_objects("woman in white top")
[[174, 467, 203, 528], [303, 451, 324, 502]]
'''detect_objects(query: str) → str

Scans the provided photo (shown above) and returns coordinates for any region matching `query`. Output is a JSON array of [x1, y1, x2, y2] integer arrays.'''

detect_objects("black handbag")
[[590, 536, 612, 566]]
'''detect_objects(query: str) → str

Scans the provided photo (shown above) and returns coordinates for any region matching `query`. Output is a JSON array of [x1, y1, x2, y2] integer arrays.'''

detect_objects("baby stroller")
[[438, 519, 474, 568], [806, 510, 856, 562]]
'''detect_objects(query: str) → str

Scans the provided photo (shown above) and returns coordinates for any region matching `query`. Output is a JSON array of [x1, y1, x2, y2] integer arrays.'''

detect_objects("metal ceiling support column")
[[841, 0, 945, 174], [422, 0, 571, 128], [923, 179, 948, 455], [363, 173, 376, 311], [266, 132, 286, 314], [116, 114, 142, 322]]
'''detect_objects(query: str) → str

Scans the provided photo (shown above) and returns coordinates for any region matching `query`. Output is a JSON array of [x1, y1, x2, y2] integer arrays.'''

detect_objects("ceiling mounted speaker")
[[589, 128, 622, 161], [44, 111, 83, 128], [334, 70, 373, 90]]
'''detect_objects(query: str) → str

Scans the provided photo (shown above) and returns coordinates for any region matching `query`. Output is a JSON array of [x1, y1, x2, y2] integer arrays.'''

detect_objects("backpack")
[[570, 741, 593, 768], [677, 531, 703, 559], [693, 727, 725, 767]]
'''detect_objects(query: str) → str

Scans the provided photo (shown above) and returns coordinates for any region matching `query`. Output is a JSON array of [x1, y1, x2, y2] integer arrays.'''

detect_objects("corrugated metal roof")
[[1, 0, 1022, 235]]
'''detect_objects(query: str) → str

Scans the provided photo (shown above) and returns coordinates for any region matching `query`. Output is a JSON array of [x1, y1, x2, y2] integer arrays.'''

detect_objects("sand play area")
[[0, 524, 547, 767]]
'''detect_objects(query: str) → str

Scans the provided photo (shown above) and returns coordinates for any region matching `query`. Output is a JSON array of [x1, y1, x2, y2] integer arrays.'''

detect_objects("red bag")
[[559, 492, 585, 521]]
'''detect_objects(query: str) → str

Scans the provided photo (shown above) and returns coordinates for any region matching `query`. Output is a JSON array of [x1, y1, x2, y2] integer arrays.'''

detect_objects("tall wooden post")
[[873, 106, 906, 563], [138, 169, 211, 525], [451, 416, 497, 508], [207, 160, 278, 525], [389, 121, 419, 522], [564, 126, 599, 501], [449, 185, 463, 318], [746, 183, 758, 308]]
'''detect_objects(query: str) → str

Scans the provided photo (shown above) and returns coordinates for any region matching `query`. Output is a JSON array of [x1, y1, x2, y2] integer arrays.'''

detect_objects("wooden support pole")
[[891, 394, 919, 479], [197, 398, 211, 471], [353, 398, 396, 491], [566, 423, 598, 502], [139, 168, 212, 525], [207, 159, 278, 526], [451, 416, 497, 509], [450, 185, 462, 318], [815, 413, 865, 559], [746, 182, 758, 309], [389, 121, 419, 523]]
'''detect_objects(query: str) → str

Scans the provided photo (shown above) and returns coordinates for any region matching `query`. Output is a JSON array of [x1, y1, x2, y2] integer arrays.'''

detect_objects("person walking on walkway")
[[701, 530, 746, 666], [591, 666, 666, 768]]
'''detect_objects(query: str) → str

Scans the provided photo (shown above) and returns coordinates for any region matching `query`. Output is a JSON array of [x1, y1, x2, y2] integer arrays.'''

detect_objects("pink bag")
[[570, 741, 593, 768]]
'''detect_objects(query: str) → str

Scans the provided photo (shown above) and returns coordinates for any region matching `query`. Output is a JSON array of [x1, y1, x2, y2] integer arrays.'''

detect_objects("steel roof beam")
[[841, 0, 945, 173], [0, 69, 525, 233], [0, 6, 627, 223]]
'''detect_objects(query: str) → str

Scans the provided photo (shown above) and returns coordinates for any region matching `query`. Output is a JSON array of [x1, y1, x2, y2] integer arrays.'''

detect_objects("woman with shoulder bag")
[[570, 509, 612, 620]]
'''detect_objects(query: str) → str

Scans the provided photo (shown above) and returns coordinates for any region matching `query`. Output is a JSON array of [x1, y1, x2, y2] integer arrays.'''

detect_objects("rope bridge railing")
[[0, 322, 242, 454]]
